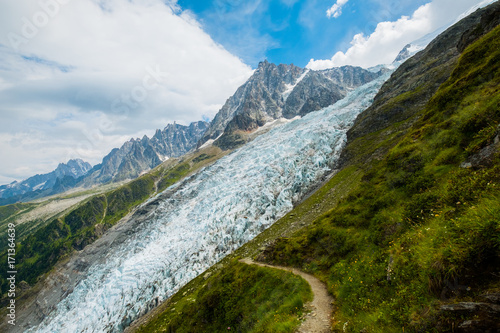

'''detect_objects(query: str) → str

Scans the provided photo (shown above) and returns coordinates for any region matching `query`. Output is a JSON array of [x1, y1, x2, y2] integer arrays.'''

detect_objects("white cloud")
[[326, 0, 349, 19], [310, 0, 495, 69], [0, 0, 253, 182]]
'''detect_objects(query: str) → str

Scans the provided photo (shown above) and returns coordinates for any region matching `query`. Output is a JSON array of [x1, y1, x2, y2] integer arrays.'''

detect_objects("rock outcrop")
[[198, 61, 382, 150]]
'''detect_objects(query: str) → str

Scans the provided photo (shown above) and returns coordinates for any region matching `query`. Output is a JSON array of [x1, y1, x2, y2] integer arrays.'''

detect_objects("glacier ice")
[[30, 71, 393, 333]]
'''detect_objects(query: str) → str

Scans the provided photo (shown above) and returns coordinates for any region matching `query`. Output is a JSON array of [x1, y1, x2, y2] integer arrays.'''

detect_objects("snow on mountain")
[[393, 1, 496, 64], [0, 159, 92, 201], [29, 69, 395, 333], [393, 25, 448, 63], [84, 121, 209, 184], [198, 61, 381, 149], [282, 69, 310, 101]]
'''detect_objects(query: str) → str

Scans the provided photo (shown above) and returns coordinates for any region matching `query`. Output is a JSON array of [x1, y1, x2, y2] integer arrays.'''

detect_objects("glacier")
[[30, 70, 393, 333]]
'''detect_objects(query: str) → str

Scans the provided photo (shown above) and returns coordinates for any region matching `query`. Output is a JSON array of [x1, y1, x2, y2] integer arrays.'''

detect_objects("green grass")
[[130, 24, 500, 333], [136, 260, 312, 333], [0, 147, 228, 295], [0, 202, 39, 248], [259, 24, 500, 332], [0, 202, 34, 222], [130, 165, 365, 332]]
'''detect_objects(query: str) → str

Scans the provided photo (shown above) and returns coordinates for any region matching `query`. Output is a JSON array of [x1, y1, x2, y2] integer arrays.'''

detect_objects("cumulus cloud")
[[0, 0, 253, 182], [310, 0, 495, 69], [326, 0, 349, 19]]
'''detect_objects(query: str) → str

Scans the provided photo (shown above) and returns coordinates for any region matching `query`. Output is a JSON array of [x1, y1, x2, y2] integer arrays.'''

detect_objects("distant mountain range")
[[84, 121, 209, 185], [0, 39, 418, 207], [0, 159, 92, 205], [1, 60, 385, 206], [0, 121, 208, 206]]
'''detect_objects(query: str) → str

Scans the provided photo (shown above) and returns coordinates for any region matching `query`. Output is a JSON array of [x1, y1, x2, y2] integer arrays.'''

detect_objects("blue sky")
[[0, 0, 494, 183], [177, 0, 430, 67]]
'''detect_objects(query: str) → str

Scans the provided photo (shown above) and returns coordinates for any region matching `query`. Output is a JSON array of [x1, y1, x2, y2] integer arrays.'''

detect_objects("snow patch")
[[199, 139, 214, 150], [282, 69, 310, 101], [32, 181, 47, 191], [157, 154, 170, 162]]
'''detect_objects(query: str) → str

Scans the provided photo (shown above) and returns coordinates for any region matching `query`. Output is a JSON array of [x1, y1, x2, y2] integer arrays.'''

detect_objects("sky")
[[0, 0, 494, 184]]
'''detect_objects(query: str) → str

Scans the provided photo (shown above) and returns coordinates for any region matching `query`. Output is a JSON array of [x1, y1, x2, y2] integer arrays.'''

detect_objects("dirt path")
[[239, 258, 333, 333]]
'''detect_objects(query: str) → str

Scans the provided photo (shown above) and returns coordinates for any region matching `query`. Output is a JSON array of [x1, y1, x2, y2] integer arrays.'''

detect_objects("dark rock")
[[18, 281, 30, 291], [440, 302, 500, 316], [463, 141, 500, 168], [458, 4, 500, 52], [457, 319, 500, 333], [461, 126, 500, 169], [481, 293, 500, 305], [84, 121, 208, 184], [198, 61, 382, 150]]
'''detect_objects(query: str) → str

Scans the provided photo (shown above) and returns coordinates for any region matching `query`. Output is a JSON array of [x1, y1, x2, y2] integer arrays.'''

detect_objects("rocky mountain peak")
[[0, 158, 93, 204], [199, 60, 383, 150], [85, 121, 208, 184]]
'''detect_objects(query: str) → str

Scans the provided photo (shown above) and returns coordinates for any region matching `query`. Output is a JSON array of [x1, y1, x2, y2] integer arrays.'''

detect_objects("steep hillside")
[[132, 3, 500, 332], [258, 5, 500, 332], [136, 260, 313, 333], [0, 145, 227, 316]]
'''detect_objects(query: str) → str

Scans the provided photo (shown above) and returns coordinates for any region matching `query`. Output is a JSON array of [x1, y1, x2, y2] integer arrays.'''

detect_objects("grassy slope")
[[0, 181, 130, 254], [135, 20, 500, 333], [261, 23, 500, 332], [129, 166, 361, 333], [0, 146, 227, 295], [136, 260, 312, 333]]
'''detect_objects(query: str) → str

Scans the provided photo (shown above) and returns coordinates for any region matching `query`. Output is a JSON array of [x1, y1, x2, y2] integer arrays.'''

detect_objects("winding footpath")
[[239, 258, 333, 333]]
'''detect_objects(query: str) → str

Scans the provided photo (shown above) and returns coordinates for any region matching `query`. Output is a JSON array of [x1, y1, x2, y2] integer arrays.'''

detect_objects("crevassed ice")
[[32, 71, 393, 333]]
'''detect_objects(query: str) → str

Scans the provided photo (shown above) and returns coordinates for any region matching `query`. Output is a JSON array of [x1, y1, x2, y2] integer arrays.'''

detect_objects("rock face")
[[85, 121, 208, 184], [440, 300, 500, 333], [0, 159, 92, 203], [150, 121, 209, 158], [198, 60, 382, 149], [340, 1, 500, 167], [0, 121, 208, 205]]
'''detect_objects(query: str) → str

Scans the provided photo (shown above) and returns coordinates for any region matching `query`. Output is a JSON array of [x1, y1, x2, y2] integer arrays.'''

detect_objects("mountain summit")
[[85, 121, 209, 184], [198, 60, 383, 149], [0, 159, 92, 204]]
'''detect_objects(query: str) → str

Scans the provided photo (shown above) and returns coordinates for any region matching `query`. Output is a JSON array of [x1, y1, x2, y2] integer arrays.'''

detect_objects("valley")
[[1, 2, 499, 332]]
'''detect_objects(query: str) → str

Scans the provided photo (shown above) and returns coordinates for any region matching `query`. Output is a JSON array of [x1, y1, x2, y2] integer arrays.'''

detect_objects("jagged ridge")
[[199, 60, 382, 149]]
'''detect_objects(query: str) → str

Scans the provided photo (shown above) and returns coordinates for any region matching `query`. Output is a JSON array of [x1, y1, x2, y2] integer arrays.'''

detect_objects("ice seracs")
[[30, 70, 395, 333]]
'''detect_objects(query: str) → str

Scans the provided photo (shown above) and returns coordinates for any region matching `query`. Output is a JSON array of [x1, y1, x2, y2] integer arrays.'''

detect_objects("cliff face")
[[85, 121, 208, 184], [342, 2, 500, 167], [199, 60, 381, 149]]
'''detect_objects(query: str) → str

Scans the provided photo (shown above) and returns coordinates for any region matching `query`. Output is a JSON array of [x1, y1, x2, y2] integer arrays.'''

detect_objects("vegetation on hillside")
[[137, 19, 500, 333], [136, 260, 312, 333], [0, 150, 221, 294], [260, 23, 500, 331], [0, 202, 38, 248]]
